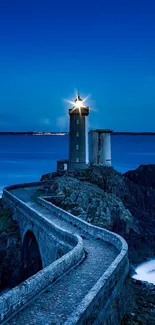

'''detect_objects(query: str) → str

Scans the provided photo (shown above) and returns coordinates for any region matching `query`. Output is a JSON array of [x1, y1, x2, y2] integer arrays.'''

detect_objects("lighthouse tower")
[[68, 94, 89, 170]]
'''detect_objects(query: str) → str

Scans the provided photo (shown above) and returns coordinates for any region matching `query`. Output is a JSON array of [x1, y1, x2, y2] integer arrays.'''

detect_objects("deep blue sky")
[[0, 0, 155, 131]]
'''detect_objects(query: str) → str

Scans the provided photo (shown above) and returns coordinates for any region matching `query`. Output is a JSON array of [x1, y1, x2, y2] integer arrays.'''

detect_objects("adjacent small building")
[[57, 94, 112, 172], [89, 129, 112, 166]]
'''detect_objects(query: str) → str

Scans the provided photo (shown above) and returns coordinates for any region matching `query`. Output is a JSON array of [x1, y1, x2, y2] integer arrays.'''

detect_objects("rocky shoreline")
[[41, 165, 155, 265], [40, 164, 155, 324], [0, 164, 154, 324], [122, 278, 155, 325], [0, 199, 21, 291]]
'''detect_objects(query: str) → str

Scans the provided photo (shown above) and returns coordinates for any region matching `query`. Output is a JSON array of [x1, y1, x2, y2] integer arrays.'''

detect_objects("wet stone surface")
[[6, 186, 118, 325]]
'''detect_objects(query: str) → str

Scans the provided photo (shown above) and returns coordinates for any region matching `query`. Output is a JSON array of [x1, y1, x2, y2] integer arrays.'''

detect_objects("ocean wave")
[[133, 259, 155, 285]]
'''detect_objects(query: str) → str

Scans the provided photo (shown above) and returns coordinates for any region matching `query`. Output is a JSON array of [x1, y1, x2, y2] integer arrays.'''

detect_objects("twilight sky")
[[0, 0, 155, 131]]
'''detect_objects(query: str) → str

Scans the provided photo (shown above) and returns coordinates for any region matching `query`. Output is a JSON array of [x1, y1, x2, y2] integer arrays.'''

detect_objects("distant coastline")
[[0, 131, 155, 136], [112, 132, 155, 135], [0, 132, 69, 136]]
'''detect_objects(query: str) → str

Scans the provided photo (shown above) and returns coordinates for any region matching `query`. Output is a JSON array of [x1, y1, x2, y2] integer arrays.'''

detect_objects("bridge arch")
[[21, 230, 43, 281]]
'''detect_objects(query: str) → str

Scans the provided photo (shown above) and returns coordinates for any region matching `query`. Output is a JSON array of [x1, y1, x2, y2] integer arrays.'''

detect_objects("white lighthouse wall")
[[89, 131, 99, 165], [100, 133, 111, 166], [85, 117, 89, 164]]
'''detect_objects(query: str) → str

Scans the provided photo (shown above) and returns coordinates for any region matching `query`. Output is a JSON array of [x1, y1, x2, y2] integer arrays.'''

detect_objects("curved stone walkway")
[[6, 186, 118, 325]]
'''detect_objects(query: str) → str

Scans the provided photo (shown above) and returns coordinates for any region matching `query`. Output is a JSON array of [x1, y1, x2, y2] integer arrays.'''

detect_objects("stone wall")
[[0, 182, 129, 325], [3, 189, 78, 266], [0, 188, 85, 324], [38, 196, 129, 325]]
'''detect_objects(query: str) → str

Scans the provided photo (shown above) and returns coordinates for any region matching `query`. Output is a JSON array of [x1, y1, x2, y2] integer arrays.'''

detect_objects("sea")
[[0, 134, 155, 284], [0, 134, 155, 196]]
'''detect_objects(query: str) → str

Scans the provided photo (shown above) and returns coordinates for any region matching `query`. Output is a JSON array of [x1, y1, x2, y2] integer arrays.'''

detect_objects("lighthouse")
[[68, 94, 90, 170], [57, 93, 112, 173]]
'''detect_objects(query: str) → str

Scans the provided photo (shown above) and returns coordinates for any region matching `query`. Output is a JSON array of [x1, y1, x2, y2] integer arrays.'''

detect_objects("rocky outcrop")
[[122, 278, 155, 325], [41, 175, 134, 230], [41, 165, 155, 324], [41, 165, 155, 265], [0, 199, 21, 291], [124, 164, 155, 189]]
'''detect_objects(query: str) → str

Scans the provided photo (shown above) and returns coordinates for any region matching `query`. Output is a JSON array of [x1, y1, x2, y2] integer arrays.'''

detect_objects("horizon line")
[[0, 131, 155, 136]]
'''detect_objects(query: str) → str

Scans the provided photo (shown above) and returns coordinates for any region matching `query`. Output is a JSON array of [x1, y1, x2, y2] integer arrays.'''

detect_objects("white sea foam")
[[133, 259, 155, 285]]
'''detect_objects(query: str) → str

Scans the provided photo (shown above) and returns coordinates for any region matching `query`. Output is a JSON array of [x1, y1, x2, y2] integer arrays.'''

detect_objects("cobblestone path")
[[7, 186, 118, 325]]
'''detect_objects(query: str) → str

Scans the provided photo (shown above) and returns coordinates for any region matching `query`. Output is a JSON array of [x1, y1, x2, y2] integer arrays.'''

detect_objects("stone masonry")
[[0, 181, 128, 324]]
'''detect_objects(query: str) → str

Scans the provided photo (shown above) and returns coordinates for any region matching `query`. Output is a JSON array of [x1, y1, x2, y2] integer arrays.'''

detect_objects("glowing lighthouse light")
[[70, 94, 85, 114], [74, 94, 84, 108], [66, 93, 90, 114]]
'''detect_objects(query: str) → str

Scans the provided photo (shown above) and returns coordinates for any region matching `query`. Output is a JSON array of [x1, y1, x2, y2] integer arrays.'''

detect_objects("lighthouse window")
[[76, 145, 79, 150], [76, 158, 79, 162], [76, 132, 79, 137], [76, 120, 79, 124]]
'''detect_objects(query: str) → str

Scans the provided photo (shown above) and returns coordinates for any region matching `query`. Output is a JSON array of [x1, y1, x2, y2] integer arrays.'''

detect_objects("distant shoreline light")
[[0, 132, 155, 136], [0, 132, 69, 136]]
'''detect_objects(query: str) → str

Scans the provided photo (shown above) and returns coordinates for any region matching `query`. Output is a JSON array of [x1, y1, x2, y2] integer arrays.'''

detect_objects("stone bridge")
[[0, 181, 129, 325]]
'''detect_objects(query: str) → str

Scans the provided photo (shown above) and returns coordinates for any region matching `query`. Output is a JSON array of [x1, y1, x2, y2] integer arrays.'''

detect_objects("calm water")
[[0, 135, 68, 196], [0, 134, 155, 195]]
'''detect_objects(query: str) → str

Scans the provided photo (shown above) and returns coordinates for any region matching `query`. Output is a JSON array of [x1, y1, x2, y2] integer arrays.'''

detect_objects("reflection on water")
[[133, 259, 155, 285]]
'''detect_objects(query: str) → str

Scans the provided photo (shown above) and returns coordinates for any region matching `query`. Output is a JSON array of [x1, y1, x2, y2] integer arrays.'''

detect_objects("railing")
[[0, 187, 85, 324], [38, 196, 129, 324], [0, 181, 129, 324]]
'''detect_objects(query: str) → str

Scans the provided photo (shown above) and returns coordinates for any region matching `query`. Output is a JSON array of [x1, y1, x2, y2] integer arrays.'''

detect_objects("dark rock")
[[41, 165, 155, 323], [41, 175, 133, 231], [122, 279, 155, 325], [124, 164, 155, 189], [41, 165, 155, 264], [0, 199, 21, 290]]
